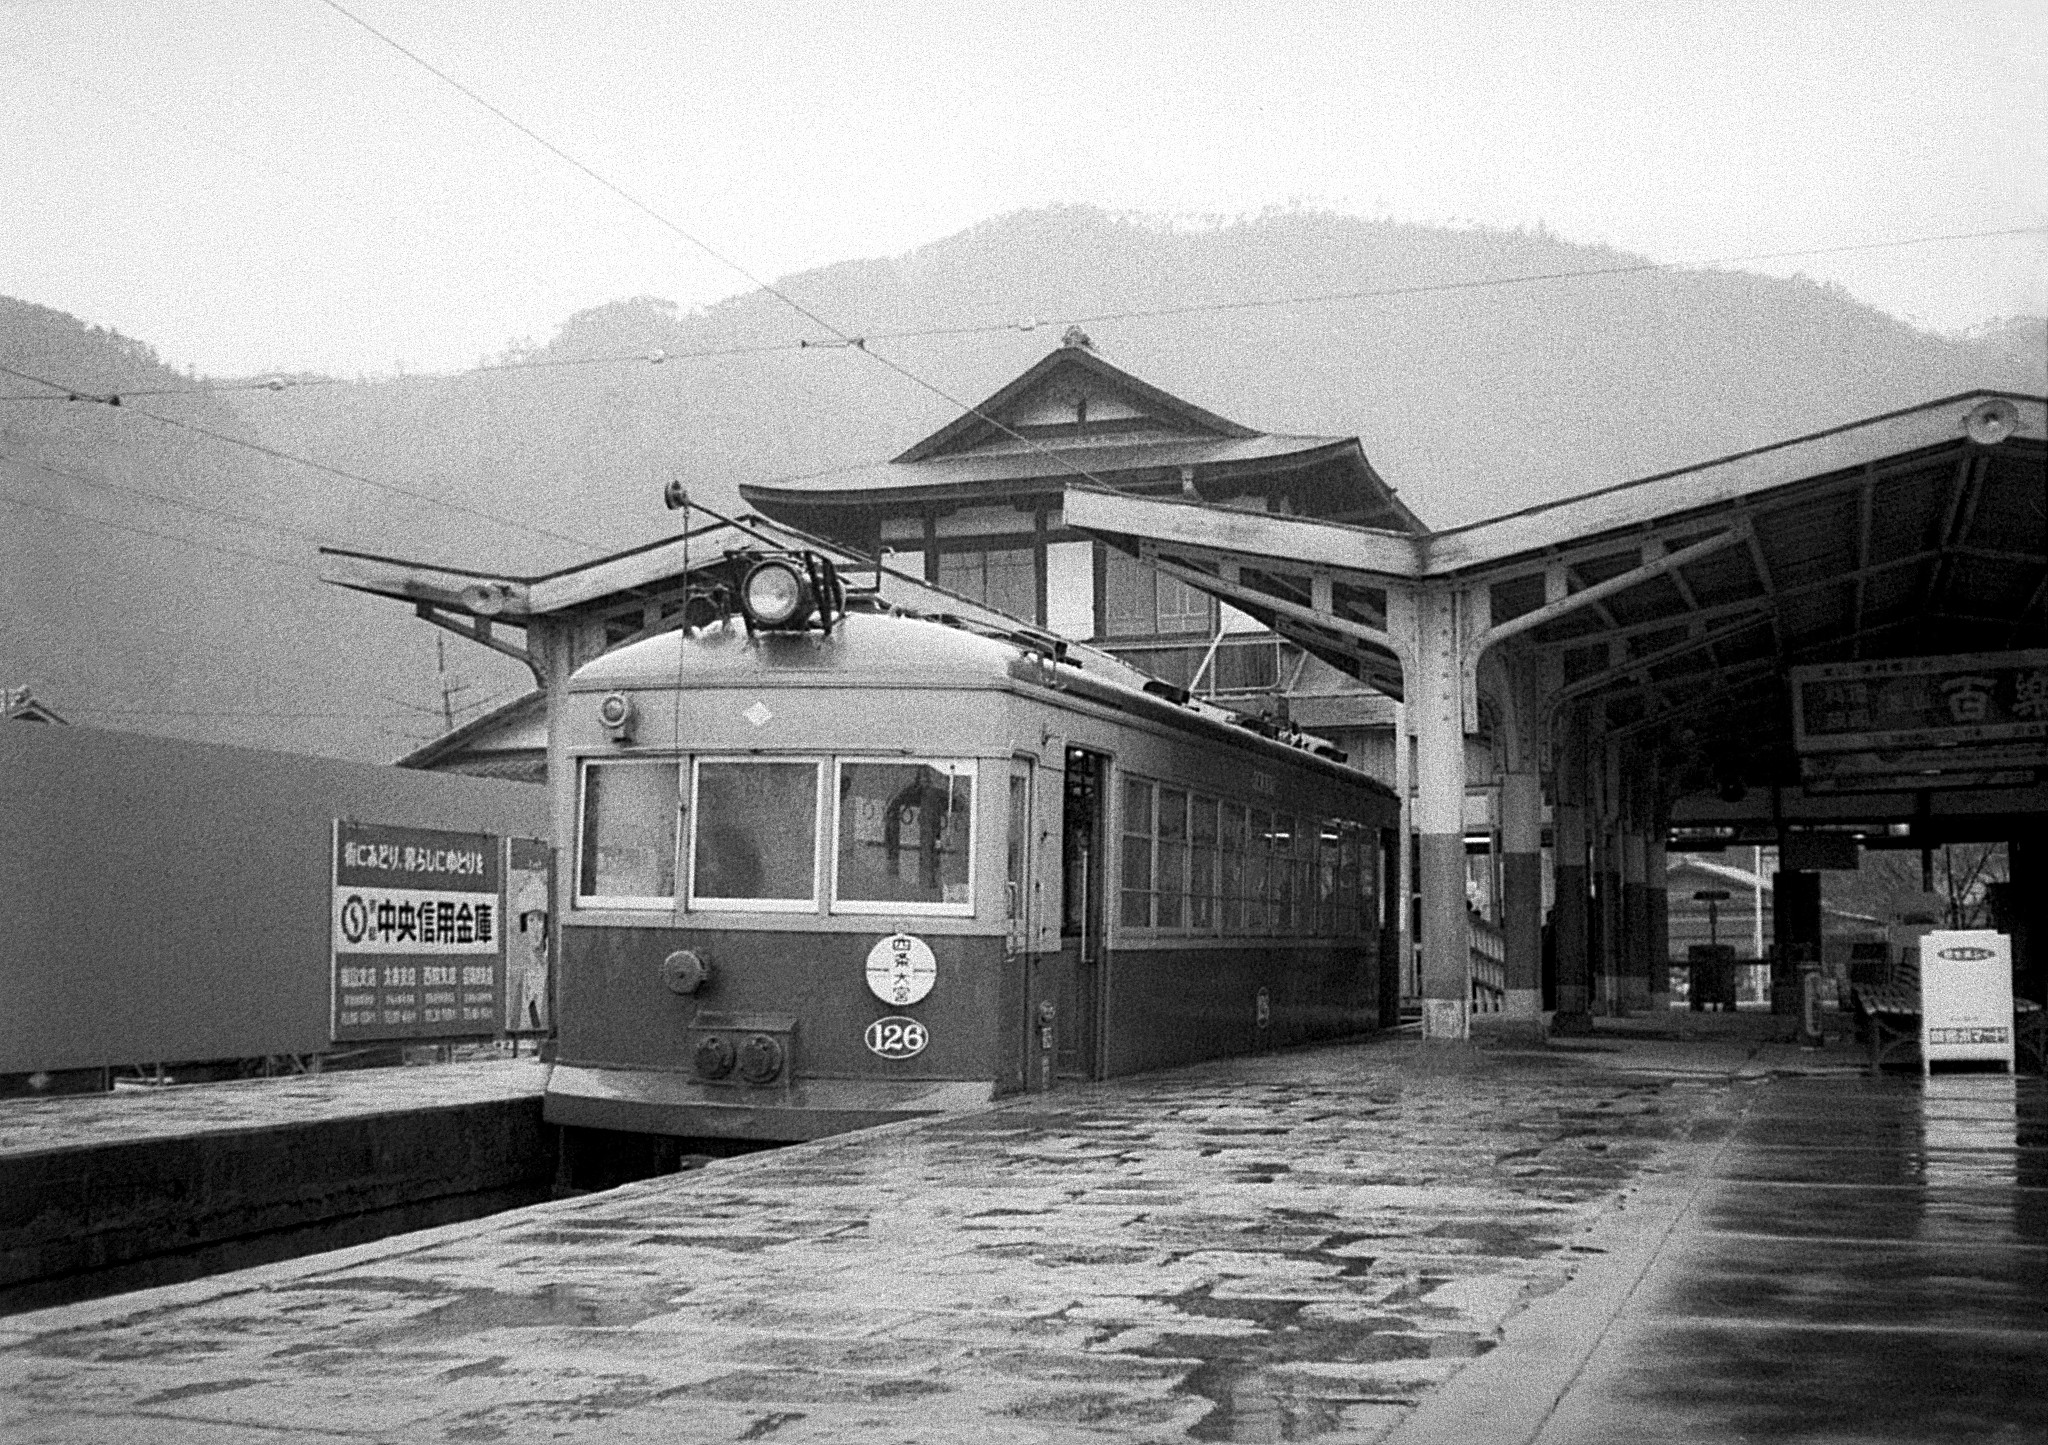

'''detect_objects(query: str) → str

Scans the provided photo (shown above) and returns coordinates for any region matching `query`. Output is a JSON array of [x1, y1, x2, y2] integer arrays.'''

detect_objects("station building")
[[323, 342, 2047, 1046]]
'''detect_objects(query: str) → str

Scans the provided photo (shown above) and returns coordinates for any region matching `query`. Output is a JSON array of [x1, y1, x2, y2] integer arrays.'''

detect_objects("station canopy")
[[1066, 391, 2047, 839]]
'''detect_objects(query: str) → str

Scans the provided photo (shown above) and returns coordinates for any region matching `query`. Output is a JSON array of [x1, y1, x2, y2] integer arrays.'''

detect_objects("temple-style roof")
[[740, 335, 1423, 532]]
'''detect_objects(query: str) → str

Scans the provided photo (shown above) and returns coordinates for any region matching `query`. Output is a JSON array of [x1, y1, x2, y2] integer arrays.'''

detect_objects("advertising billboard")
[[1919, 929, 2015, 1074], [332, 821, 504, 1041]]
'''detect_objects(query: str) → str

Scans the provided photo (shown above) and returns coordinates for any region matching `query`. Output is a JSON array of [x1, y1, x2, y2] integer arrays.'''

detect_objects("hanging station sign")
[[332, 821, 504, 1041], [1790, 650, 2048, 793]]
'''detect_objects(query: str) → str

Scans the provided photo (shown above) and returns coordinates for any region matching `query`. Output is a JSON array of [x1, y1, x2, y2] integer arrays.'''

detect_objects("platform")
[[0, 1059, 550, 1313], [2, 1016, 2042, 1443]]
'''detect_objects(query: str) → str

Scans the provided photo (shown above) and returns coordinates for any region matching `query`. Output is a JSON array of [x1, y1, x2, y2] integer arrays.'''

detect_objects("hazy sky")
[[4, 0, 2043, 379]]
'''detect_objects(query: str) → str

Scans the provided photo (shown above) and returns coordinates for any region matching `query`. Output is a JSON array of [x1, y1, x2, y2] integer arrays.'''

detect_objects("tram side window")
[[1189, 796, 1219, 931], [1120, 779, 1154, 928], [835, 760, 974, 912], [1219, 802, 1246, 933], [1317, 823, 1342, 937], [1244, 808, 1271, 933], [690, 760, 820, 908], [1270, 814, 1297, 934], [577, 760, 680, 906], [1156, 788, 1188, 929], [1337, 829, 1361, 937]]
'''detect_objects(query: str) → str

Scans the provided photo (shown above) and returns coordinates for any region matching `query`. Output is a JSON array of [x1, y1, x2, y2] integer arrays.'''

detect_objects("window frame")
[[573, 757, 681, 911], [829, 756, 979, 917], [1119, 775, 1156, 929], [685, 755, 826, 913]]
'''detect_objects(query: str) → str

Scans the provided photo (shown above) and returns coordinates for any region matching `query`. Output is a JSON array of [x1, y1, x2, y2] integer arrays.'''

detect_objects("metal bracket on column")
[[1459, 524, 1751, 741], [1149, 553, 1407, 664], [415, 602, 537, 681]]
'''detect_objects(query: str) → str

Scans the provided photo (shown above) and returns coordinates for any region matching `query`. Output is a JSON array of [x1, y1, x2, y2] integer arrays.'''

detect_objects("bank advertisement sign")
[[1920, 929, 2014, 1072], [332, 821, 503, 1041]]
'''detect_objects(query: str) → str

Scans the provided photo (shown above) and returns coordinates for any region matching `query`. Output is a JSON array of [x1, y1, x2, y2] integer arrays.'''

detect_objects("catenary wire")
[[0, 361, 606, 554], [0, 488, 321, 573], [1, 447, 344, 548], [309, 0, 1161, 498], [1, 223, 2037, 405], [62, 707, 415, 719]]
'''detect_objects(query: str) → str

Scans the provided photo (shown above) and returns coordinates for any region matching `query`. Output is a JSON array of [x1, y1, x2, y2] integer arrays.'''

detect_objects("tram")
[[542, 550, 1401, 1143]]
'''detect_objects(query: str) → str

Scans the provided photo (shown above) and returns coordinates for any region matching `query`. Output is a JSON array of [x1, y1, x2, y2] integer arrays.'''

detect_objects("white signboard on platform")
[[1920, 930, 2014, 1074]]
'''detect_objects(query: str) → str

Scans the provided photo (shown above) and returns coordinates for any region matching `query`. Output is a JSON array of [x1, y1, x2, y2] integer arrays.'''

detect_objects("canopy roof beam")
[[1558, 614, 1773, 704]]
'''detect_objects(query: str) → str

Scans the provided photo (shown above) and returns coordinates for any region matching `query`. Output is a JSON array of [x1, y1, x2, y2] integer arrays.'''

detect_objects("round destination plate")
[[865, 1016, 929, 1059], [866, 933, 937, 1006]]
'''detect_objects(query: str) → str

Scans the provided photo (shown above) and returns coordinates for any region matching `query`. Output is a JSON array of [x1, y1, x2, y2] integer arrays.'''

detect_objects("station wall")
[[0, 721, 545, 1075]]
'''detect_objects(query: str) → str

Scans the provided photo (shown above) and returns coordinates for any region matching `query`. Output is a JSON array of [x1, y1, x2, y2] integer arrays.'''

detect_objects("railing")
[[1469, 913, 1506, 1012]]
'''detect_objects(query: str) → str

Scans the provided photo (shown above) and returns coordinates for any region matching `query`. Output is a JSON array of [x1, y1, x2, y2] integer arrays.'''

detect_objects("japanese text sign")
[[332, 821, 504, 1042], [1920, 929, 2014, 1073], [1791, 650, 2048, 753]]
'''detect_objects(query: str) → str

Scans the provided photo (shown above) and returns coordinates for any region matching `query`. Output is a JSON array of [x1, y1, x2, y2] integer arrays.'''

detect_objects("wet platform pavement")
[[0, 1059, 545, 1158], [2, 1015, 2041, 1443]]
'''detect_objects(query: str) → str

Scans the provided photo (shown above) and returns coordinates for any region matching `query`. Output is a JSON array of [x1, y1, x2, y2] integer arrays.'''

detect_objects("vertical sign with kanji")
[[332, 821, 504, 1041]]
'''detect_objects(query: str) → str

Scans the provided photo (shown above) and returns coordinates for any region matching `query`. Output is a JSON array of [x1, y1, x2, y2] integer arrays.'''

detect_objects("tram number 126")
[[865, 1016, 929, 1059]]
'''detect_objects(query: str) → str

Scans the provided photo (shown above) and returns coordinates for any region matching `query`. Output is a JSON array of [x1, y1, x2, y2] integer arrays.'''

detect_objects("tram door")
[[1057, 748, 1107, 1080]]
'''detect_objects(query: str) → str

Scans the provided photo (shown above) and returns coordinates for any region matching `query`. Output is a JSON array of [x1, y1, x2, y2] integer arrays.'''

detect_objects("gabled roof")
[[895, 337, 1258, 462], [396, 689, 547, 771], [739, 338, 1425, 531]]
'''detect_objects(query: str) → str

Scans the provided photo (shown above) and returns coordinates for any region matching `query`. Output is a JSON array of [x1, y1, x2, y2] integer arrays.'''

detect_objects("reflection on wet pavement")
[[0, 1037, 1730, 1444], [1536, 1072, 2048, 1445]]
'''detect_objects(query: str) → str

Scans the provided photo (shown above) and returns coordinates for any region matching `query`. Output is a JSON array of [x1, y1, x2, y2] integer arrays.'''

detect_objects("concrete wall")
[[0, 722, 545, 1074]]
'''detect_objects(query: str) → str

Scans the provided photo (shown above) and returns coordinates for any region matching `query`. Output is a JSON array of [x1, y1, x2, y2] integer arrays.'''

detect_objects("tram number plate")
[[865, 1016, 929, 1059]]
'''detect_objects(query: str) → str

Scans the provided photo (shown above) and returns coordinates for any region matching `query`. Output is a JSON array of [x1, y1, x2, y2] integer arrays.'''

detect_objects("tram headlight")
[[598, 691, 636, 742], [740, 558, 808, 628]]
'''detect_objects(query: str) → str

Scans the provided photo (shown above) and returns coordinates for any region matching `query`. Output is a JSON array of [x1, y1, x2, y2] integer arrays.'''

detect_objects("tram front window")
[[576, 760, 679, 906], [690, 760, 819, 907], [835, 760, 974, 912]]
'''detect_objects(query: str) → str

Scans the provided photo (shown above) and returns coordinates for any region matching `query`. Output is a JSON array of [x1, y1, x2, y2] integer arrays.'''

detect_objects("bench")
[[1850, 956, 2048, 1074]]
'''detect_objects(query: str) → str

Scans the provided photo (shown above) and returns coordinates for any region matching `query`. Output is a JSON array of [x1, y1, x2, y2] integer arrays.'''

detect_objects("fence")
[[1, 721, 545, 1079]]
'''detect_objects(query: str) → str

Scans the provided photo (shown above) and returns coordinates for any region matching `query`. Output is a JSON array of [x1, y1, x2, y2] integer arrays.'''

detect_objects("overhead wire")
[[0, 335, 812, 403], [1, 446, 343, 549], [13, 8, 2041, 586], [0, 488, 319, 573], [1, 222, 2036, 406], [62, 706, 416, 720], [308, 0, 1145, 499], [0, 361, 606, 555], [0, 52, 268, 167]]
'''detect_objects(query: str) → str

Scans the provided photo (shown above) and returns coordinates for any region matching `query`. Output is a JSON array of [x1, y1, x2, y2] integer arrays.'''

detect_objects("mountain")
[[4, 206, 2041, 763]]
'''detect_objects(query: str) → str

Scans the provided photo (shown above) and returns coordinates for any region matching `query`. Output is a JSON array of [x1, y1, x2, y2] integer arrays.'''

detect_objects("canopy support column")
[[1551, 723, 1593, 1036], [1407, 587, 1470, 1041], [1496, 767, 1545, 1042], [1646, 824, 1671, 1014]]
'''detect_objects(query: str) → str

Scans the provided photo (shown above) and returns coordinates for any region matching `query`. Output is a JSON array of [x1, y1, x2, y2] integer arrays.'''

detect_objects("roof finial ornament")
[[1059, 325, 1092, 351]]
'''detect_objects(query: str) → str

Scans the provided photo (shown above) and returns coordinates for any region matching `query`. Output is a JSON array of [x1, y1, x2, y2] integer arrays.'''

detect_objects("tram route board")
[[331, 821, 504, 1042]]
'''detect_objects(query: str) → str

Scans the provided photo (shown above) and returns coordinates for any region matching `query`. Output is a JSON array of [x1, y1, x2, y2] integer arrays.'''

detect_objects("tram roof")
[[573, 610, 1392, 793], [569, 610, 1026, 691]]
